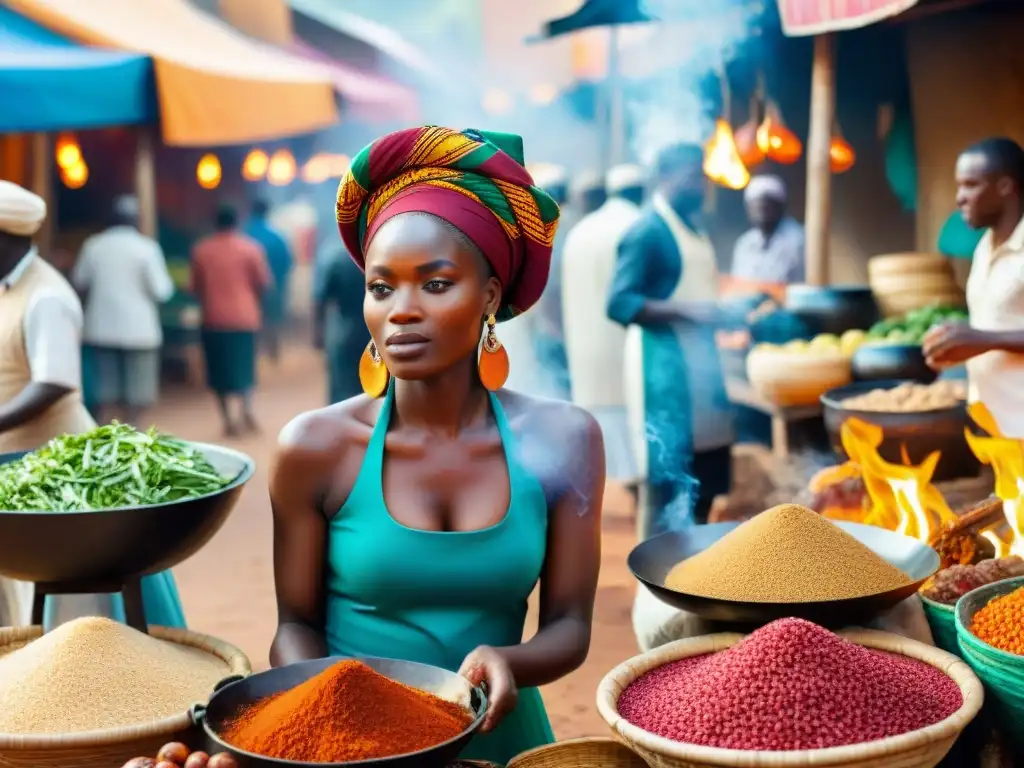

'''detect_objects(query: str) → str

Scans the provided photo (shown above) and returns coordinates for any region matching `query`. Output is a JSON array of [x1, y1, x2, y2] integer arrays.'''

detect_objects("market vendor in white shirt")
[[724, 174, 804, 301], [0, 181, 94, 452], [0, 180, 94, 627], [0, 181, 187, 631], [562, 164, 646, 490], [924, 137, 1024, 437]]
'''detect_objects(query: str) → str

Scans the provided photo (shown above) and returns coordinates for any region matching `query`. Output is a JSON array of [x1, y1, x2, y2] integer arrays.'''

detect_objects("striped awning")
[[777, 0, 921, 36]]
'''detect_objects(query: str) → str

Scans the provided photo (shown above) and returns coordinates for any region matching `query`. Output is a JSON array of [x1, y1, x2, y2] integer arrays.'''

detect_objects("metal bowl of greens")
[[0, 424, 254, 583]]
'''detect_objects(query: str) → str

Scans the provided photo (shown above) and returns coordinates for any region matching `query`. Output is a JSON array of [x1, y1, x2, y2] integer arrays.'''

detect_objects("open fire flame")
[[827, 407, 1020, 556], [703, 119, 750, 191], [963, 403, 1024, 558], [839, 418, 958, 544]]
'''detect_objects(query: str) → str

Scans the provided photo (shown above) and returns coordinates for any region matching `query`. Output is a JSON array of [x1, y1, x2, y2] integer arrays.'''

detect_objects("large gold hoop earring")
[[478, 313, 509, 391], [359, 340, 390, 398]]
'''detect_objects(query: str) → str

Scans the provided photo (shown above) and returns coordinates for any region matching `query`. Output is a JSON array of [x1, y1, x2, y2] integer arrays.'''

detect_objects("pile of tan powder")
[[664, 504, 913, 602], [0, 617, 229, 734]]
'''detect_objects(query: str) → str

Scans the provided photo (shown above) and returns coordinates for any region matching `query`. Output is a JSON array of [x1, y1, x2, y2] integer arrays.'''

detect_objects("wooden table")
[[725, 377, 823, 458]]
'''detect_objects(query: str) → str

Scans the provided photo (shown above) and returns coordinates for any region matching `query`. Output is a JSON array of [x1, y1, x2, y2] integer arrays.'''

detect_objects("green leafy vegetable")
[[0, 423, 234, 512], [866, 304, 969, 345]]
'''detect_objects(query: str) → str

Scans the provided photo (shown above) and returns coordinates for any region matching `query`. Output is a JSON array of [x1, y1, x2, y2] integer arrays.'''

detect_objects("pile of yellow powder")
[[0, 617, 229, 734], [664, 503, 913, 602]]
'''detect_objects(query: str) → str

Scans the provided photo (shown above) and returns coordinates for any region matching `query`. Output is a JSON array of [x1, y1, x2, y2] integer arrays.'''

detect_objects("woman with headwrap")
[[269, 127, 604, 763]]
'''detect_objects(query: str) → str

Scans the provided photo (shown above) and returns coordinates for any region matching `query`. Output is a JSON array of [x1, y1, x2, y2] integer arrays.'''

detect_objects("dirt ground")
[[149, 344, 639, 740]]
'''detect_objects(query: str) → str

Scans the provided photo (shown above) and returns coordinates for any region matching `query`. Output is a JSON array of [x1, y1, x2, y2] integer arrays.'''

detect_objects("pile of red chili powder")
[[618, 619, 963, 751], [221, 660, 472, 762]]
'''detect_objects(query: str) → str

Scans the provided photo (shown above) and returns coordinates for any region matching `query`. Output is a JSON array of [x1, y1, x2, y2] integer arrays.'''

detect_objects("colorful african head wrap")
[[336, 126, 560, 320]]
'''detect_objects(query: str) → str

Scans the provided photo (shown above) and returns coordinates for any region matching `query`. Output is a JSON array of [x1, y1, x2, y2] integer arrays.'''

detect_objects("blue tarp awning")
[[0, 4, 155, 132]]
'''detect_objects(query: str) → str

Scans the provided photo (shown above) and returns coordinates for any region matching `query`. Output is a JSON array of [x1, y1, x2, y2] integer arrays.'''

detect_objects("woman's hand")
[[458, 645, 518, 732]]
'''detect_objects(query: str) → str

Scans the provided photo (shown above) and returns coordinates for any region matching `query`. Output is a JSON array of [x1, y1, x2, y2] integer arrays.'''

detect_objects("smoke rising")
[[627, 0, 765, 164]]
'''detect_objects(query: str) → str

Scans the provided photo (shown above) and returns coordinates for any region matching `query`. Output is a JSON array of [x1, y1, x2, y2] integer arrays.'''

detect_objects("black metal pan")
[[629, 521, 939, 628]]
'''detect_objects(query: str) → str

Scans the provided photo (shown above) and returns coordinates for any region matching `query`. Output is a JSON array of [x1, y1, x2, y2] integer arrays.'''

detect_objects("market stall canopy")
[[4, 0, 339, 147], [290, 41, 419, 123], [0, 5, 154, 132], [285, 0, 444, 81], [528, 0, 656, 41], [777, 0, 920, 35]]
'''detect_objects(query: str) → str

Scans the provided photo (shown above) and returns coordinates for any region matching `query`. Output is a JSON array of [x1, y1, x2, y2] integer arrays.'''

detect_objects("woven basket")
[[596, 629, 984, 768], [0, 624, 251, 768], [508, 737, 651, 767]]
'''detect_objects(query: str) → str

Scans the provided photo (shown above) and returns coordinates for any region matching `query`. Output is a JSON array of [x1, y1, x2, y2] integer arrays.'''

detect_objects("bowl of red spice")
[[190, 656, 487, 767], [596, 618, 983, 768]]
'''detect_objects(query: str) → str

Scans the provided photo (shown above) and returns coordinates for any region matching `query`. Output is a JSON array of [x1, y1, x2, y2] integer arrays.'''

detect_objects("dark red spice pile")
[[618, 618, 963, 751]]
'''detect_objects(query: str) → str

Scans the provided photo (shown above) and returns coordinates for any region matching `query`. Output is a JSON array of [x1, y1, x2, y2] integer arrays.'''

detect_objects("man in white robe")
[[561, 165, 646, 487]]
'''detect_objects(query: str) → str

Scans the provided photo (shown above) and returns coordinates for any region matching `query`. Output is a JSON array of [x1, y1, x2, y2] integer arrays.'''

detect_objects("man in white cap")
[[729, 174, 805, 294], [73, 195, 174, 427], [561, 164, 647, 491], [0, 180, 96, 626]]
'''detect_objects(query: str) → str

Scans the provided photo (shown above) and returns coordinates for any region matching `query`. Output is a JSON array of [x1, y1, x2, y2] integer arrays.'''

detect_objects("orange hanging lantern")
[[756, 101, 802, 165], [55, 133, 82, 170], [830, 123, 856, 174], [735, 117, 764, 169], [703, 119, 750, 191], [242, 149, 269, 182], [196, 154, 222, 190]]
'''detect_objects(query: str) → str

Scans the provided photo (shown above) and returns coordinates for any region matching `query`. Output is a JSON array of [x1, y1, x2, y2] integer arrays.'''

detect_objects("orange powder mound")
[[221, 660, 473, 762]]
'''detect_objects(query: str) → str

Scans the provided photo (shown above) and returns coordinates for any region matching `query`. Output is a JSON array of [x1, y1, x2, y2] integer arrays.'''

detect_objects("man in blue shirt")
[[244, 199, 293, 362]]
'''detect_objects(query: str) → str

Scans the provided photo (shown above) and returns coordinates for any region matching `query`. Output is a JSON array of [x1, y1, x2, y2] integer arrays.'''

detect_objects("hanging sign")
[[777, 0, 920, 36]]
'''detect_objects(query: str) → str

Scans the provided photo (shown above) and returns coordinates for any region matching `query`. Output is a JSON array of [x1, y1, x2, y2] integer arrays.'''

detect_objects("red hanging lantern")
[[757, 101, 802, 165], [830, 123, 856, 174]]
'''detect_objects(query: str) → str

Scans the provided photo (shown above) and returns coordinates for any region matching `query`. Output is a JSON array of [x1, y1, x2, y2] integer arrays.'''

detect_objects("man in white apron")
[[562, 164, 646, 488], [0, 182, 98, 627], [606, 145, 735, 540], [925, 137, 1024, 437]]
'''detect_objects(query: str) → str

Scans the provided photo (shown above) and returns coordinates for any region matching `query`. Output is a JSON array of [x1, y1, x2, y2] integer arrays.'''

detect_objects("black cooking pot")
[[851, 343, 937, 384], [193, 657, 488, 767], [820, 379, 980, 483], [785, 285, 881, 336]]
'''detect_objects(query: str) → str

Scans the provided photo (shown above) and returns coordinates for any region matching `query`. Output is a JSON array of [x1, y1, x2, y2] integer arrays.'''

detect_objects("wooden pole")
[[804, 34, 835, 287], [135, 129, 158, 238], [30, 134, 53, 257]]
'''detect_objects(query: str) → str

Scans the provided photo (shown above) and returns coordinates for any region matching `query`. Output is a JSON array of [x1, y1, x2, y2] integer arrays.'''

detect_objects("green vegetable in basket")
[[0, 423, 233, 511], [867, 304, 970, 345]]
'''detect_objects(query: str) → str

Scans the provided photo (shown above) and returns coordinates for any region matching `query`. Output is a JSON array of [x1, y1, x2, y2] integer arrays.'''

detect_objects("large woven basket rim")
[[507, 736, 645, 766], [596, 628, 984, 766], [0, 624, 251, 749]]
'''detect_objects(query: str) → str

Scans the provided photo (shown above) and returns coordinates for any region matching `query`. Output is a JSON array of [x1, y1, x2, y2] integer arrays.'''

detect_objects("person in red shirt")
[[190, 205, 271, 436]]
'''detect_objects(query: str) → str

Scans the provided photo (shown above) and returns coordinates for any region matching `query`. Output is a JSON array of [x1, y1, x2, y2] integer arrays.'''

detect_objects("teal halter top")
[[324, 382, 555, 763]]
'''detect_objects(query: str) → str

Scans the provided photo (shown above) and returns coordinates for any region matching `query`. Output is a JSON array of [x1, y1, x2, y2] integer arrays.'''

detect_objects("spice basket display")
[[0, 624, 250, 768], [506, 737, 650, 767], [954, 576, 1024, 757], [596, 629, 983, 768], [0, 441, 254, 632], [193, 655, 488, 767], [628, 519, 938, 626]]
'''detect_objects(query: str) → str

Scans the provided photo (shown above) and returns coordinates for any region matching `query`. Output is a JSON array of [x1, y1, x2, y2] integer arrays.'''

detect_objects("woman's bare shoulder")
[[276, 395, 379, 462], [498, 390, 600, 441], [496, 390, 604, 491]]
